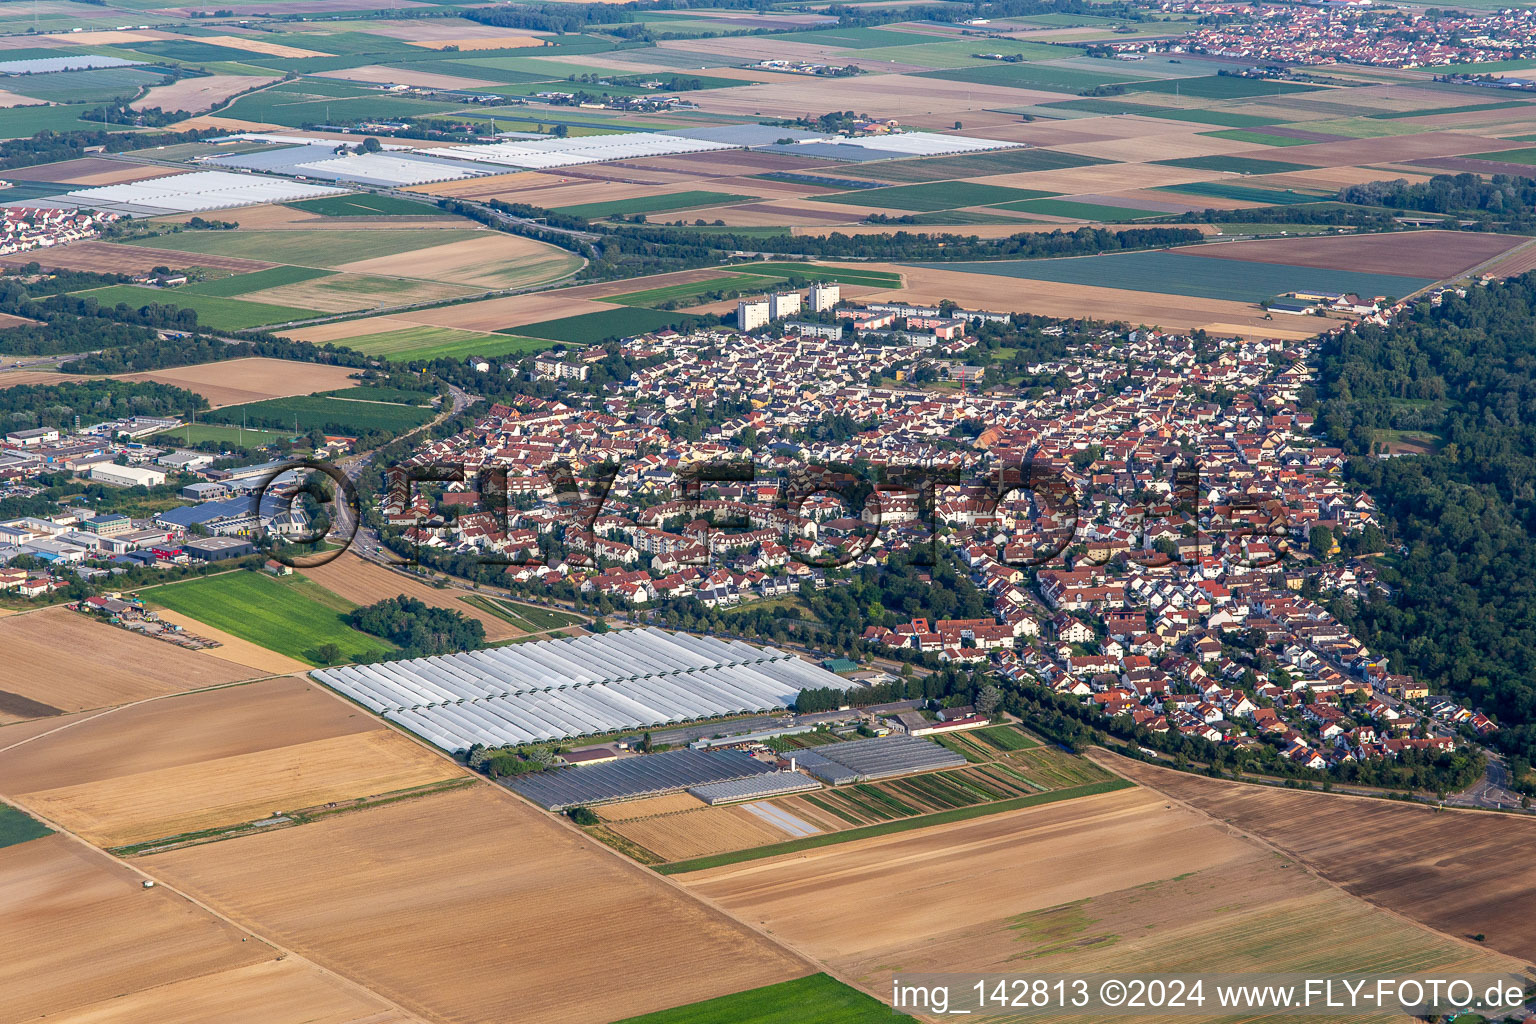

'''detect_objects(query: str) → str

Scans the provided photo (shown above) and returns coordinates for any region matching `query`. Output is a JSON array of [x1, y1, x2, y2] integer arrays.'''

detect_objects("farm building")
[[790, 735, 965, 784], [312, 627, 846, 751]]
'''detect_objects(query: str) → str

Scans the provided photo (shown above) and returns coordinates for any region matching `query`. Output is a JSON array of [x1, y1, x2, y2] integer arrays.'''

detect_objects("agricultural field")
[[595, 726, 1117, 869], [0, 676, 462, 849], [301, 555, 531, 642], [554, 190, 753, 219], [141, 570, 392, 666], [116, 357, 362, 410], [679, 784, 1522, 1012], [906, 251, 1436, 304], [812, 182, 1057, 212], [509, 305, 691, 344], [0, 803, 51, 849], [613, 974, 914, 1024], [122, 228, 486, 268], [143, 783, 813, 1024], [0, 606, 254, 724], [1106, 754, 1536, 963], [200, 392, 436, 435], [77, 284, 319, 330], [460, 595, 585, 633], [285, 193, 447, 217]]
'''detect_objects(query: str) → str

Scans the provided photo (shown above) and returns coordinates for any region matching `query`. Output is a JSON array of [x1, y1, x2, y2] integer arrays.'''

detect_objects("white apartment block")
[[737, 297, 770, 331]]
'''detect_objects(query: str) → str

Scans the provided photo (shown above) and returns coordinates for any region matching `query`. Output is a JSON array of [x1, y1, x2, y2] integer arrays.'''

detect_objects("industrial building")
[[312, 627, 847, 751], [88, 464, 166, 488]]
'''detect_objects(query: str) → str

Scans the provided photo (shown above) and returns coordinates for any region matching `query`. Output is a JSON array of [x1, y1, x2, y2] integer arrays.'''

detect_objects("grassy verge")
[[655, 778, 1133, 874]]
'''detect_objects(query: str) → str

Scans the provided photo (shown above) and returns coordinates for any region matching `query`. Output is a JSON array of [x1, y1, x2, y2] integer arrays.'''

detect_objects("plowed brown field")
[[145, 784, 812, 1023]]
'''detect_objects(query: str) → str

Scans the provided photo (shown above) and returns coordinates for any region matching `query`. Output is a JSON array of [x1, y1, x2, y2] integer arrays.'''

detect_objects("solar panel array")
[[689, 771, 821, 805], [798, 735, 966, 784], [507, 748, 773, 810], [312, 627, 845, 752], [62, 170, 346, 214]]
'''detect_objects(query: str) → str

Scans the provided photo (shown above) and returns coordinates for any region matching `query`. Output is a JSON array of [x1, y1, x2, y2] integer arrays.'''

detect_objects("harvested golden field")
[[980, 162, 1213, 194], [283, 313, 430, 344], [240, 273, 477, 314], [1173, 229, 1524, 279], [0, 606, 253, 722], [404, 170, 552, 198], [0, 675, 461, 847], [116, 357, 361, 408], [46, 958, 414, 1024], [682, 785, 1521, 1017], [146, 784, 812, 1024], [608, 805, 789, 861], [0, 834, 272, 1022], [132, 74, 280, 114], [0, 833, 415, 1024], [172, 115, 284, 133], [1102, 754, 1536, 963], [195, 34, 332, 58], [314, 65, 500, 90], [335, 233, 583, 290], [20, 729, 459, 847], [0, 369, 74, 390], [13, 157, 173, 185], [149, 607, 308, 676], [301, 554, 528, 641], [397, 293, 619, 332], [596, 792, 706, 821], [1055, 130, 1262, 164]]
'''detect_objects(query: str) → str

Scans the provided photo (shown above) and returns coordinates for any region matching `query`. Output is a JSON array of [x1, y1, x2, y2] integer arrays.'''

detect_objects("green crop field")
[[972, 725, 1040, 752], [509, 306, 695, 344], [849, 38, 1075, 69], [1200, 128, 1318, 147], [1155, 155, 1313, 175], [991, 197, 1162, 221], [202, 394, 436, 434], [613, 974, 915, 1024], [770, 25, 950, 48], [921, 61, 1147, 93], [1156, 181, 1329, 205], [858, 147, 1108, 183], [3, 66, 167, 103], [607, 273, 775, 307], [124, 228, 484, 268], [1368, 100, 1532, 120], [76, 285, 318, 330], [150, 423, 295, 447], [144, 571, 391, 665], [1043, 98, 1282, 127], [362, 328, 555, 363], [906, 251, 1433, 303], [286, 193, 448, 217], [555, 190, 751, 220], [182, 266, 335, 298], [732, 263, 902, 288], [0, 803, 52, 850], [1133, 75, 1321, 98], [0, 103, 137, 139], [1468, 146, 1536, 165], [812, 181, 1057, 212]]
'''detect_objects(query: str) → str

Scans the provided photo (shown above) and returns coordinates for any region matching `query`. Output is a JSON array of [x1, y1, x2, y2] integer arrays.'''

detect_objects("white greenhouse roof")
[[64, 170, 347, 213], [433, 133, 737, 170], [313, 627, 847, 752]]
